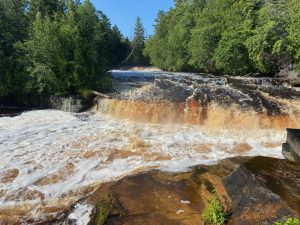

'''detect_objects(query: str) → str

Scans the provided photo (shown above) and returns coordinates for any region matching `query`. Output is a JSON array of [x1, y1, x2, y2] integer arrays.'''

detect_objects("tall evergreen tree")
[[0, 0, 29, 97], [131, 17, 148, 66], [28, 0, 64, 21], [0, 0, 130, 105], [23, 0, 129, 96]]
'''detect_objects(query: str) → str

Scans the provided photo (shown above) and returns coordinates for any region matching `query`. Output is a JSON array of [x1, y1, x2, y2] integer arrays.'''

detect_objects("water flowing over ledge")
[[0, 71, 300, 224]]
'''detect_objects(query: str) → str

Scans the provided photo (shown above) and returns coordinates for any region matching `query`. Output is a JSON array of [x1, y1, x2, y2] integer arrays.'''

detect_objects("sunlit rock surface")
[[63, 157, 300, 225], [283, 128, 300, 163], [95, 71, 300, 129]]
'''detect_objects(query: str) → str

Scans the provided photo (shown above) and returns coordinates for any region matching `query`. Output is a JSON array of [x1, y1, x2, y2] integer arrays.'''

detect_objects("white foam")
[[176, 209, 184, 214], [0, 110, 285, 209], [68, 203, 93, 225], [181, 200, 191, 204]]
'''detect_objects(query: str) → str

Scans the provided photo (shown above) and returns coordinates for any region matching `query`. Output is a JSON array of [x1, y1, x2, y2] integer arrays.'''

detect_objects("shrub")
[[275, 218, 300, 225], [94, 206, 108, 225], [202, 193, 227, 225]]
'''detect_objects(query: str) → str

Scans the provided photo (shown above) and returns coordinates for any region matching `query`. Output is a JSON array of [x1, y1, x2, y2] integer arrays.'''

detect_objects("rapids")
[[0, 70, 299, 224]]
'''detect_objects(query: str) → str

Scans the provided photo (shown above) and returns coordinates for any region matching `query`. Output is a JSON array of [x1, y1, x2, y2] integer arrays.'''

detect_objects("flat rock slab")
[[106, 172, 204, 225], [76, 157, 300, 225]]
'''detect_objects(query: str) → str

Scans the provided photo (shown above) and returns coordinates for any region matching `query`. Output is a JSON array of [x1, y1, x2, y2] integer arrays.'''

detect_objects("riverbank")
[[2, 156, 298, 224], [83, 156, 300, 225], [0, 95, 95, 118]]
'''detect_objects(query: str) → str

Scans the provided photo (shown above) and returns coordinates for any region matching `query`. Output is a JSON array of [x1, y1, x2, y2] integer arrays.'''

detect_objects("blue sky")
[[91, 0, 174, 39]]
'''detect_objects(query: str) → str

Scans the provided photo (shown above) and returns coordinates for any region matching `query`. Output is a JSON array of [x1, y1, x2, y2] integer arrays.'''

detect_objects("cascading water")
[[0, 70, 299, 224], [96, 71, 300, 129]]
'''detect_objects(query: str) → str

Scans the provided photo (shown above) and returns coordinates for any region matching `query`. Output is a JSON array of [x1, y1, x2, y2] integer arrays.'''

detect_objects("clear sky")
[[91, 0, 174, 39]]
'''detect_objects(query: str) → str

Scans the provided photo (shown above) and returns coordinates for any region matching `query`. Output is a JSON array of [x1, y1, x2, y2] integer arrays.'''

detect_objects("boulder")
[[283, 128, 300, 163]]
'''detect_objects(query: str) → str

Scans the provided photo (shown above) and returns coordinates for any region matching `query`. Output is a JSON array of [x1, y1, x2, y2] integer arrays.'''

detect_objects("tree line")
[[0, 0, 148, 106], [144, 0, 300, 77]]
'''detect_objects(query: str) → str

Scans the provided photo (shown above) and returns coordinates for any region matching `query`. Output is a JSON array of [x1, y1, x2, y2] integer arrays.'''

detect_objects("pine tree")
[[131, 17, 148, 66], [28, 0, 64, 22]]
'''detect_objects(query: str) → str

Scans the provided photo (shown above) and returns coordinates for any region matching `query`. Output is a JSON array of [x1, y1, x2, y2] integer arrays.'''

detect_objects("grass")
[[275, 218, 300, 225], [92, 192, 114, 225], [94, 205, 109, 225], [202, 193, 227, 225]]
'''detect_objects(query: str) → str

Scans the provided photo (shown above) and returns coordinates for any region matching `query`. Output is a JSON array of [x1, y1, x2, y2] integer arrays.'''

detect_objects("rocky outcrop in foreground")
[[64, 156, 300, 225], [283, 129, 300, 163]]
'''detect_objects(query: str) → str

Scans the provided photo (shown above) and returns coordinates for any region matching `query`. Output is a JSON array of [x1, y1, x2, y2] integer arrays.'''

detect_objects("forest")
[[144, 0, 300, 77], [0, 0, 148, 106], [1, 0, 300, 107]]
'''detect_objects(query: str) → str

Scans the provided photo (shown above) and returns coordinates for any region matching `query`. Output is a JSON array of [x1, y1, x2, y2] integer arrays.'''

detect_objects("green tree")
[[108, 25, 131, 67], [164, 3, 196, 71], [245, 1, 290, 74], [144, 10, 169, 70], [214, 32, 251, 75], [28, 0, 65, 21], [0, 0, 29, 97], [145, 2, 198, 71], [188, 0, 223, 72], [288, 0, 300, 76], [213, 0, 259, 75], [146, 0, 298, 77], [0, 0, 129, 105], [23, 0, 128, 96], [131, 17, 148, 66], [25, 12, 61, 94]]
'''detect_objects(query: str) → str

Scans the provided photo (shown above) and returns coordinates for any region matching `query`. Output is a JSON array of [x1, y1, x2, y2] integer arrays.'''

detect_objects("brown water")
[[0, 70, 299, 224]]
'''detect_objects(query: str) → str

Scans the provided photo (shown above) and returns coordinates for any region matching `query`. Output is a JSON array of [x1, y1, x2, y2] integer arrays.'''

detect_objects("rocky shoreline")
[[57, 156, 300, 225]]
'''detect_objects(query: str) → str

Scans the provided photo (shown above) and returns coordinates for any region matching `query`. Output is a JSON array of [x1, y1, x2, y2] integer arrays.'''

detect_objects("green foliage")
[[287, 0, 300, 75], [245, 1, 289, 74], [28, 0, 65, 22], [145, 4, 197, 71], [275, 218, 300, 225], [130, 17, 149, 66], [146, 0, 299, 77], [79, 89, 93, 99], [0, 0, 29, 97], [92, 193, 114, 225], [215, 33, 251, 75], [202, 194, 227, 225], [94, 206, 108, 225], [29, 64, 57, 94], [0, 0, 129, 103]]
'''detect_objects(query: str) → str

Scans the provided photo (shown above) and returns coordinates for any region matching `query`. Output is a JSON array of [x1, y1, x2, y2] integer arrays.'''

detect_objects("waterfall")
[[49, 96, 84, 113]]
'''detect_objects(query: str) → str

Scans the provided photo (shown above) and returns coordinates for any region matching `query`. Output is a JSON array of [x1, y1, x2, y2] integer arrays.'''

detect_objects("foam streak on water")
[[0, 110, 284, 216]]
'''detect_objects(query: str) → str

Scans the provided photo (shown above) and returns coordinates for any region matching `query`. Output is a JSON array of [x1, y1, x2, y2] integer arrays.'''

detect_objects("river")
[[0, 70, 299, 224]]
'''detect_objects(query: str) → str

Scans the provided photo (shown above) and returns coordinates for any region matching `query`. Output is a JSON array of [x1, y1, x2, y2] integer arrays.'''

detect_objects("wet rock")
[[283, 128, 300, 163], [78, 157, 300, 225], [105, 71, 300, 119], [49, 96, 86, 113], [0, 105, 25, 117], [96, 172, 204, 225]]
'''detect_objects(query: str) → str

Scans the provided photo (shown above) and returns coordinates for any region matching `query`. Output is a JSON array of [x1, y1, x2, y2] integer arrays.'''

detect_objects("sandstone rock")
[[77, 157, 300, 225], [283, 128, 300, 163]]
